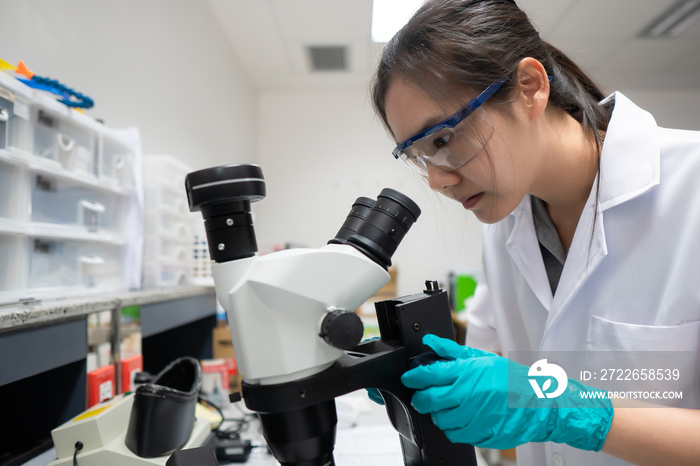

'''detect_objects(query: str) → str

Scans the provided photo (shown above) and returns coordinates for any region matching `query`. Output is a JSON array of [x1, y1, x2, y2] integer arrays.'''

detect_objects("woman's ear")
[[515, 57, 550, 120]]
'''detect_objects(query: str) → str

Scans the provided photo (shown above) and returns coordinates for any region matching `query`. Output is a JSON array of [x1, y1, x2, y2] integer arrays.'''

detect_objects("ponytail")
[[544, 42, 610, 134]]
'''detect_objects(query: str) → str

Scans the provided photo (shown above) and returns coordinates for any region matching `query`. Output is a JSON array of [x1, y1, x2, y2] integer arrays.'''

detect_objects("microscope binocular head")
[[185, 163, 420, 270]]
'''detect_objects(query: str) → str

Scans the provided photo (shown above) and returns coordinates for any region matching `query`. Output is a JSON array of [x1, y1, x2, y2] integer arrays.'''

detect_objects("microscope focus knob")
[[320, 310, 364, 350]]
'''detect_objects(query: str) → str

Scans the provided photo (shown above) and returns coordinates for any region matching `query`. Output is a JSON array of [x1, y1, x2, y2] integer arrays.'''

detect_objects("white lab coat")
[[466, 92, 700, 466]]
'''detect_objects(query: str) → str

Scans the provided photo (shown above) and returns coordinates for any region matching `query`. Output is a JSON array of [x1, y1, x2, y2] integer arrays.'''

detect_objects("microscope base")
[[47, 394, 212, 466]]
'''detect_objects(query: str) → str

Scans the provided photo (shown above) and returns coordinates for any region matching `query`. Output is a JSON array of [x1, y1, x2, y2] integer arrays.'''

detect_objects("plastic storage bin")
[[144, 183, 189, 216], [0, 89, 9, 150], [30, 171, 126, 234], [142, 262, 191, 288], [144, 236, 191, 265], [28, 237, 124, 293], [0, 233, 129, 305], [146, 154, 189, 190], [100, 128, 135, 190], [0, 158, 30, 224], [142, 234, 192, 288], [0, 72, 33, 157], [144, 210, 192, 239], [31, 94, 99, 176], [0, 233, 28, 302]]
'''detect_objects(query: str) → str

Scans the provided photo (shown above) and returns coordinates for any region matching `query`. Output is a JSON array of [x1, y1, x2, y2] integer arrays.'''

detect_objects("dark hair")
[[371, 0, 611, 142]]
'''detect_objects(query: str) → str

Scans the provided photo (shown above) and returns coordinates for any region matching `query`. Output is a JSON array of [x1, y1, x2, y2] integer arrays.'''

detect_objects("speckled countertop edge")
[[0, 285, 215, 333]]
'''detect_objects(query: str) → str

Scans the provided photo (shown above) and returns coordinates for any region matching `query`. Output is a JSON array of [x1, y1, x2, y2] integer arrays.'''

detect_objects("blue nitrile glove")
[[401, 334, 614, 451], [366, 387, 385, 405]]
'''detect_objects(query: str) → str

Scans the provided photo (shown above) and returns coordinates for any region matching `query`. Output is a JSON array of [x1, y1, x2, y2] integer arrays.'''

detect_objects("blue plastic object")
[[19, 76, 94, 109]]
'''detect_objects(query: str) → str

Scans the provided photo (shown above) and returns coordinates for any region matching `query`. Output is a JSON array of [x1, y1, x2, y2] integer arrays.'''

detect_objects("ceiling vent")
[[639, 0, 700, 38], [307, 45, 349, 72]]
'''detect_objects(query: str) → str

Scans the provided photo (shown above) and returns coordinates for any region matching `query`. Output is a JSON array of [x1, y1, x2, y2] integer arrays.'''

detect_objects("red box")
[[87, 365, 115, 408], [222, 357, 237, 377], [120, 355, 143, 393], [201, 359, 230, 391]]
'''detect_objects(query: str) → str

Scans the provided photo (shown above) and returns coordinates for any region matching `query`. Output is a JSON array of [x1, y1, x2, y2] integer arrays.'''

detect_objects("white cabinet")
[[0, 73, 140, 304], [142, 154, 198, 288]]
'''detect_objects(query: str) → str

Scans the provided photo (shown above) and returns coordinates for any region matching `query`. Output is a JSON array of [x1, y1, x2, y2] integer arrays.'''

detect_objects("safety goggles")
[[392, 76, 509, 177]]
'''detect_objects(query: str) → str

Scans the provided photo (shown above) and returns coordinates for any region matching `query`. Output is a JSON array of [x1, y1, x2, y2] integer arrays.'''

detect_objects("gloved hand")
[[366, 387, 385, 405], [401, 334, 614, 451]]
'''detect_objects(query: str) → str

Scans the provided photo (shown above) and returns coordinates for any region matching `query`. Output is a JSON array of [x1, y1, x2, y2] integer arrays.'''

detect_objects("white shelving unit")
[[142, 154, 198, 288], [0, 72, 140, 305]]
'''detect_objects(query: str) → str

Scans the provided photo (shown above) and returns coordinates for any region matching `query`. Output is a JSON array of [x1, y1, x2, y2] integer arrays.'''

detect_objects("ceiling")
[[205, 0, 700, 94]]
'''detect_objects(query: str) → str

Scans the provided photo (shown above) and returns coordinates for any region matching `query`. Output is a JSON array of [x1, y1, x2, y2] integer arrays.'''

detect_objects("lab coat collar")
[[597, 92, 661, 210], [504, 92, 660, 320], [504, 92, 661, 221]]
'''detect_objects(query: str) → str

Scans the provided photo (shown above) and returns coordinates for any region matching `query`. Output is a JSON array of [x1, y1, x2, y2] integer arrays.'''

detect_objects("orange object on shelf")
[[120, 355, 143, 393], [87, 365, 115, 408], [15, 60, 35, 79]]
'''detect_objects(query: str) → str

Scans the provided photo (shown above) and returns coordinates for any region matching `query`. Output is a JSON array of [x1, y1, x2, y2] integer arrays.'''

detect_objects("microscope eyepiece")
[[328, 196, 375, 245], [185, 164, 265, 263], [346, 188, 421, 269]]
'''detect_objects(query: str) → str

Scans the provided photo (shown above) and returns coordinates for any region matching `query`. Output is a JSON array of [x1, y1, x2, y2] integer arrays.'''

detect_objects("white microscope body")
[[185, 164, 418, 389], [212, 243, 389, 385]]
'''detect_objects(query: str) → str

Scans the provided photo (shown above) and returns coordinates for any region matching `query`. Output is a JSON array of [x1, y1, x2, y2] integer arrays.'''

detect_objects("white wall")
[[623, 89, 700, 130], [253, 85, 700, 297], [255, 88, 484, 297], [0, 0, 257, 170], [4, 1, 698, 298]]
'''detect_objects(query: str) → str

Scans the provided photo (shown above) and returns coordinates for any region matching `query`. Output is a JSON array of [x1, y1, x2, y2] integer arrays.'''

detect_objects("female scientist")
[[370, 0, 700, 465]]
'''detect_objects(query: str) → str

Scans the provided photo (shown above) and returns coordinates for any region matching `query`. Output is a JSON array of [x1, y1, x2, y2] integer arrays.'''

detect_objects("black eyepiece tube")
[[184, 164, 265, 263], [328, 197, 375, 245], [347, 188, 421, 269]]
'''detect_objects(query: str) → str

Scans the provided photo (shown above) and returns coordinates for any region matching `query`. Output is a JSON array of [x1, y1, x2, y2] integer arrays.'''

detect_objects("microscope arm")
[[239, 287, 478, 466], [241, 339, 407, 412]]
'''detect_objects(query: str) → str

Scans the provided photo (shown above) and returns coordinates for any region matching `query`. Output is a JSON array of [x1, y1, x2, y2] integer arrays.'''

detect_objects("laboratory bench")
[[0, 285, 217, 465], [16, 390, 494, 466]]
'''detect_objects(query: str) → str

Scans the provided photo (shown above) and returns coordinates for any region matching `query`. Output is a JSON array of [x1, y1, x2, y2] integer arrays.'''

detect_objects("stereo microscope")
[[185, 164, 477, 466]]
